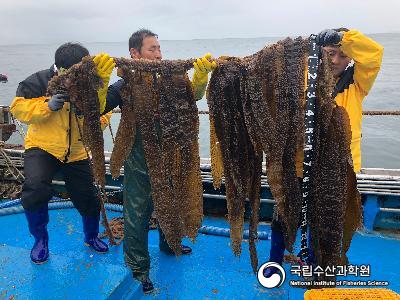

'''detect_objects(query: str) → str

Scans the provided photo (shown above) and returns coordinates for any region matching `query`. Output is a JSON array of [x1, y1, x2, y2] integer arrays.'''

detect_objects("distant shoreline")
[[1, 32, 399, 47]]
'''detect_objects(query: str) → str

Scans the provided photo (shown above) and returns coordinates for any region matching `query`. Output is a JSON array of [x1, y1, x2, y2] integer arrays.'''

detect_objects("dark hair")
[[334, 27, 349, 32], [128, 29, 158, 52], [54, 42, 89, 69]]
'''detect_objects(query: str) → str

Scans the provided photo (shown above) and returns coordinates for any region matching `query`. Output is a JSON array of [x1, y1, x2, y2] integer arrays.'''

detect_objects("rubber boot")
[[264, 228, 285, 278], [159, 244, 193, 255], [159, 228, 192, 255], [82, 215, 109, 253], [141, 277, 154, 294], [24, 206, 50, 264]]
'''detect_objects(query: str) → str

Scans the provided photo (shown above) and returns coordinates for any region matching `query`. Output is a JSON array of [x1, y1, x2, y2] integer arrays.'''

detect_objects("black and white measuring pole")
[[299, 35, 321, 262]]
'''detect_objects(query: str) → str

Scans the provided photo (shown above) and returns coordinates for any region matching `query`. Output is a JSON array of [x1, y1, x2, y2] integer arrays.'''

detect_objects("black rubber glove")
[[316, 29, 343, 46], [48, 94, 69, 111], [0, 74, 8, 83]]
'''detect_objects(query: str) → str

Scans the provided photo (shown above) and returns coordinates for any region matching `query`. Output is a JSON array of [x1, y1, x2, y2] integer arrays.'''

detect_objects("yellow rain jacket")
[[11, 66, 111, 163], [296, 30, 383, 176]]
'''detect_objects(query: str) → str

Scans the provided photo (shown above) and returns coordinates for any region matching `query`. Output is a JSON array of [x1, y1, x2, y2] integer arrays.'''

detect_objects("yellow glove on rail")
[[93, 53, 115, 113], [192, 53, 217, 100]]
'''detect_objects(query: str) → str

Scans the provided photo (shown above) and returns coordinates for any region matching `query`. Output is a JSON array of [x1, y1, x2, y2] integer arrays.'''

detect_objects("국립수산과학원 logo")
[[257, 262, 286, 289]]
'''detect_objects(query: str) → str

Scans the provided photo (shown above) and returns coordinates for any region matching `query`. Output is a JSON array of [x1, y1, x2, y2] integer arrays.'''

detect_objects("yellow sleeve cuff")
[[98, 86, 107, 114], [192, 71, 208, 100]]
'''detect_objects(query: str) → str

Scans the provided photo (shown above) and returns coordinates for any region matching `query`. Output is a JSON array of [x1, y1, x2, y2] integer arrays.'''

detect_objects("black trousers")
[[21, 148, 100, 216]]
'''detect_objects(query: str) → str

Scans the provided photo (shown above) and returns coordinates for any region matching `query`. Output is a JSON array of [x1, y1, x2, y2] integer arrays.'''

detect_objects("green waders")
[[123, 125, 172, 282]]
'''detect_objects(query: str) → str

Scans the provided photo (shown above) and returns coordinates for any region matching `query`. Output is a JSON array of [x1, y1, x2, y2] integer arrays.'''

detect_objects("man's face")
[[323, 46, 351, 77], [130, 36, 162, 61]]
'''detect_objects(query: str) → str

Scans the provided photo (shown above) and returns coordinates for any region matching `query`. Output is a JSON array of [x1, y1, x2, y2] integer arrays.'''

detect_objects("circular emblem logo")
[[257, 262, 286, 289]]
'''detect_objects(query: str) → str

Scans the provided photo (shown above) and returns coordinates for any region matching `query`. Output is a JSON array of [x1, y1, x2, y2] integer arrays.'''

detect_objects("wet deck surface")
[[1, 207, 399, 299]]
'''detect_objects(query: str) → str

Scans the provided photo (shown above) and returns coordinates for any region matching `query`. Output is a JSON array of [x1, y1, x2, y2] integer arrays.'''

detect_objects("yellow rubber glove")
[[192, 53, 217, 100], [93, 53, 116, 114]]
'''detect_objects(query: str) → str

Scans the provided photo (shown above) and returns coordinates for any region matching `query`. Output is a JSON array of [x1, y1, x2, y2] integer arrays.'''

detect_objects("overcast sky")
[[1, 0, 399, 45]]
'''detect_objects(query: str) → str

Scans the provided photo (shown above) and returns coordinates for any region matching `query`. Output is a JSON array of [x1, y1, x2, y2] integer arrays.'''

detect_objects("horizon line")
[[0, 31, 398, 47]]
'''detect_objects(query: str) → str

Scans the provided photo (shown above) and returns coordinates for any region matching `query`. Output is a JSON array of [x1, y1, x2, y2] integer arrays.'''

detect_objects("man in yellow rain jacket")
[[10, 43, 115, 264], [103, 29, 216, 294], [265, 28, 384, 277]]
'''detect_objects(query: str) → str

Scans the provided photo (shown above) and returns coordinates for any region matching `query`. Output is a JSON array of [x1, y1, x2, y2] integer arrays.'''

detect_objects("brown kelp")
[[131, 72, 183, 253], [208, 57, 259, 257], [278, 37, 308, 251], [44, 48, 362, 271], [0, 163, 22, 199], [111, 57, 203, 253], [47, 56, 105, 187], [208, 37, 361, 274], [158, 71, 203, 239], [99, 217, 124, 245], [247, 149, 263, 273], [242, 38, 307, 251], [114, 57, 194, 74], [109, 66, 137, 178], [209, 116, 224, 189], [46, 56, 117, 245], [308, 52, 362, 280]]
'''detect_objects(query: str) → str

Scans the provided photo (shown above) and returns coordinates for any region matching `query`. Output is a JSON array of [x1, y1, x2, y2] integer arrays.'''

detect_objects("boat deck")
[[1, 204, 400, 299]]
